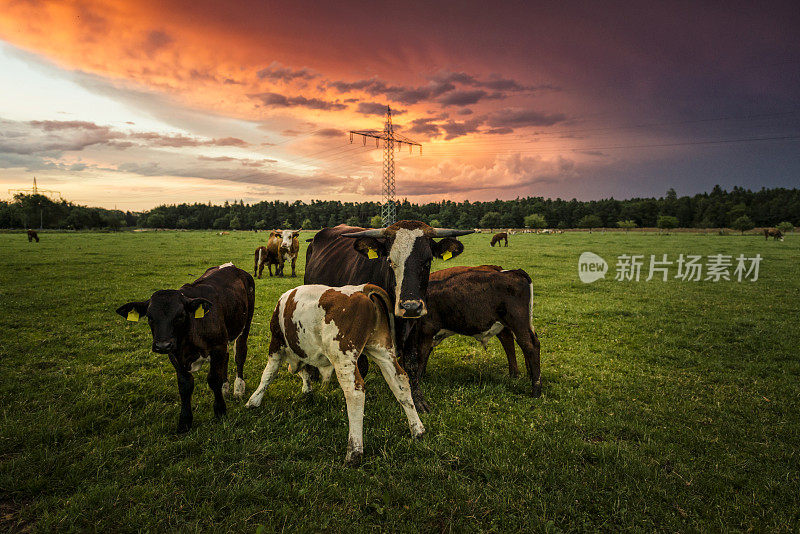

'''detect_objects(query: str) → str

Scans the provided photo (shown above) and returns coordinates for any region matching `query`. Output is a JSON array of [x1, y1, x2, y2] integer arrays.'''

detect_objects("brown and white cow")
[[116, 263, 255, 433], [253, 245, 279, 279], [764, 228, 784, 241], [27, 230, 39, 242], [490, 232, 508, 247], [246, 283, 425, 466], [266, 230, 300, 276], [411, 265, 542, 398]]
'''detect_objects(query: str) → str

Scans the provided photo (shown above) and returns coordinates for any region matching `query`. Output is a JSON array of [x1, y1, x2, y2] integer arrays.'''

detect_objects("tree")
[[369, 214, 383, 228], [617, 220, 636, 232], [524, 213, 547, 229], [479, 211, 503, 228], [777, 221, 794, 234], [212, 217, 229, 230], [229, 216, 242, 230], [657, 215, 679, 233], [429, 218, 442, 228], [301, 218, 313, 230], [346, 216, 360, 226], [732, 215, 755, 235], [254, 219, 267, 230], [146, 213, 166, 228], [578, 215, 602, 232]]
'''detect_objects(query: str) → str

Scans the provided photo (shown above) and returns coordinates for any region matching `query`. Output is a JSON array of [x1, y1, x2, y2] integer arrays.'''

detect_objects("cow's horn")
[[432, 228, 475, 237], [342, 228, 385, 238]]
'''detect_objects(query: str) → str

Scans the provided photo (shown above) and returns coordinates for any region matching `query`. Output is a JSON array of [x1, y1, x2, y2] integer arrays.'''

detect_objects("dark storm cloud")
[[487, 108, 567, 128], [249, 92, 347, 110], [356, 102, 406, 116], [406, 117, 442, 137], [314, 128, 344, 137], [257, 62, 317, 82]]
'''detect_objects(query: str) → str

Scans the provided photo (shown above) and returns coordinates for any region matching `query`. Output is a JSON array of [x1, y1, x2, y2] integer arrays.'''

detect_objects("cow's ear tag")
[[442, 251, 453, 261], [367, 248, 378, 260], [126, 310, 139, 322], [194, 307, 205, 319]]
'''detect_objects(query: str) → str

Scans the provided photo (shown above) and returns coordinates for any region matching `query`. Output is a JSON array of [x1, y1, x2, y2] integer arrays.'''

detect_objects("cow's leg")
[[233, 310, 253, 399], [497, 327, 519, 378], [367, 345, 425, 439], [333, 360, 366, 466], [173, 370, 195, 433], [291, 256, 297, 277], [510, 323, 541, 398], [246, 350, 285, 408], [268, 263, 273, 276], [208, 348, 229, 418], [298, 365, 313, 393], [398, 329, 430, 413]]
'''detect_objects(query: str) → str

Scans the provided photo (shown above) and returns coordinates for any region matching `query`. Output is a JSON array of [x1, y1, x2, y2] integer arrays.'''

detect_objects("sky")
[[0, 0, 798, 210]]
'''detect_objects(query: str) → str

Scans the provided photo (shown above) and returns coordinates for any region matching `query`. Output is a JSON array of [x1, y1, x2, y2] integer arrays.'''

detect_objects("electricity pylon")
[[9, 177, 63, 229], [349, 106, 421, 226]]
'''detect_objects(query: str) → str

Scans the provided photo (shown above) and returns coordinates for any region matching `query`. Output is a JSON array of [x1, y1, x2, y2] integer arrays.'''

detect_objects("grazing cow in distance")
[[411, 265, 541, 398], [27, 230, 39, 242], [490, 232, 508, 247], [246, 283, 425, 466], [116, 263, 255, 433], [764, 228, 784, 241], [266, 229, 300, 276], [304, 221, 473, 412]]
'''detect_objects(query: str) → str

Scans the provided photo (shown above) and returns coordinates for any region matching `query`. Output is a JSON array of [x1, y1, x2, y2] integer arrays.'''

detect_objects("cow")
[[253, 245, 279, 279], [304, 221, 473, 412], [116, 263, 255, 433], [764, 228, 784, 241], [490, 232, 508, 247], [410, 265, 541, 398], [246, 283, 425, 466], [27, 230, 39, 242], [266, 229, 300, 276]]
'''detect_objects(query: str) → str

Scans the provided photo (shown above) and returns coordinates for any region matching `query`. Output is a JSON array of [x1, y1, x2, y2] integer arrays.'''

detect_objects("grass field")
[[1, 230, 798, 532]]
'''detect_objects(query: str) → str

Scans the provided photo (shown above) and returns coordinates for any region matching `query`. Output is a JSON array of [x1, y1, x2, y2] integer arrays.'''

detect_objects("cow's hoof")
[[245, 395, 261, 408], [412, 426, 426, 439], [214, 404, 227, 419], [412, 392, 432, 413], [221, 381, 230, 398], [176, 420, 192, 433], [531, 382, 542, 398], [233, 377, 246, 399], [345, 450, 363, 467]]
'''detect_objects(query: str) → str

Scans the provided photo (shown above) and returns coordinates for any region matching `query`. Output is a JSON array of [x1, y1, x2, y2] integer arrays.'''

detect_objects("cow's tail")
[[508, 268, 534, 320], [364, 285, 395, 345]]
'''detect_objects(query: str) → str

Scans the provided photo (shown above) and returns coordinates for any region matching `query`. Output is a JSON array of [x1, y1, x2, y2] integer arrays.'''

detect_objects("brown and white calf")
[[411, 265, 542, 399], [490, 232, 508, 247], [764, 228, 784, 241], [266, 229, 300, 277], [246, 283, 425, 465], [254, 245, 279, 278], [116, 263, 255, 433]]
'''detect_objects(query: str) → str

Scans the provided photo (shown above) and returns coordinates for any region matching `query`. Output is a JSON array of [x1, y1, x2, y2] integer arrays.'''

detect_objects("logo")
[[578, 252, 608, 283]]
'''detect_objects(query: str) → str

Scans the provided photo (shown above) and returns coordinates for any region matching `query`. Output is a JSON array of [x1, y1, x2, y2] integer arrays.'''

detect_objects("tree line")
[[1, 185, 798, 231]]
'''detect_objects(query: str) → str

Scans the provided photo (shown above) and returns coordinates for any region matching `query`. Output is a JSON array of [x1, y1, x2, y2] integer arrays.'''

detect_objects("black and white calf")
[[246, 283, 425, 465], [116, 262, 255, 433]]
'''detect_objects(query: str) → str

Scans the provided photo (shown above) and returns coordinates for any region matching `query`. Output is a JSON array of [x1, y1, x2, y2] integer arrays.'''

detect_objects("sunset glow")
[[1, 0, 798, 209]]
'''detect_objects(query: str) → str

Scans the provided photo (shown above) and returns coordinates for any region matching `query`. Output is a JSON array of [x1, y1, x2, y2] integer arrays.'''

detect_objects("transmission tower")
[[349, 106, 421, 226], [8, 177, 63, 229]]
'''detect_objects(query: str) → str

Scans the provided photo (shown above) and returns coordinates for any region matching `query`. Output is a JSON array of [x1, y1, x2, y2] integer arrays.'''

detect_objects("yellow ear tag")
[[367, 248, 378, 260], [442, 251, 453, 261], [126, 310, 139, 322], [194, 307, 205, 319]]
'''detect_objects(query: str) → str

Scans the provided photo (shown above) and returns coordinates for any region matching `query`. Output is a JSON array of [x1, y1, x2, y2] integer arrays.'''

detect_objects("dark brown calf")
[[254, 245, 280, 278], [116, 263, 255, 433], [490, 232, 508, 247], [764, 228, 784, 241], [27, 230, 39, 242], [411, 265, 541, 400]]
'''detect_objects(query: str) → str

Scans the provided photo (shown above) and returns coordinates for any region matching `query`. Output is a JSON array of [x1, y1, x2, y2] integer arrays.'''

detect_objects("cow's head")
[[279, 229, 299, 252], [116, 290, 212, 354], [343, 221, 472, 318]]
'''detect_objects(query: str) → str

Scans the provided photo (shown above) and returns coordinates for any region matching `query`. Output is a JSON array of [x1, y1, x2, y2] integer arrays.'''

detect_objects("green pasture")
[[1, 230, 798, 532]]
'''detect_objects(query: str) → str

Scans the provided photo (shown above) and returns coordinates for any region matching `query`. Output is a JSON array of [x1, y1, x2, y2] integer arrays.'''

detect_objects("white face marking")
[[281, 230, 295, 249], [219, 262, 234, 269], [388, 228, 425, 310]]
